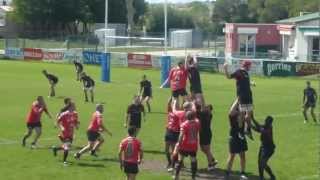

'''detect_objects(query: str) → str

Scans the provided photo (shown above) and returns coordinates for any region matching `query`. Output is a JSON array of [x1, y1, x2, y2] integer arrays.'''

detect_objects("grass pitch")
[[0, 60, 318, 180]]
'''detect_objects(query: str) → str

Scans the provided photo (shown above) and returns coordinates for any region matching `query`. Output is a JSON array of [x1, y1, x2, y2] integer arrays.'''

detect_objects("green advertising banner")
[[197, 57, 219, 73], [263, 61, 296, 76]]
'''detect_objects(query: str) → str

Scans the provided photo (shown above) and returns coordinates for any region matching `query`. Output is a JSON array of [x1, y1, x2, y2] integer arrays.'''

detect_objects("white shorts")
[[83, 86, 94, 91], [239, 104, 253, 112]]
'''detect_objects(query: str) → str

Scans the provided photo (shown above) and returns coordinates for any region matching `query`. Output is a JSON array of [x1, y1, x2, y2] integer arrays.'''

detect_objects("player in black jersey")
[[186, 55, 204, 107], [74, 60, 83, 81], [224, 60, 255, 140], [139, 75, 152, 112], [42, 70, 58, 97], [225, 105, 248, 180], [125, 96, 145, 135], [252, 116, 276, 180], [80, 72, 95, 103], [303, 81, 317, 123]]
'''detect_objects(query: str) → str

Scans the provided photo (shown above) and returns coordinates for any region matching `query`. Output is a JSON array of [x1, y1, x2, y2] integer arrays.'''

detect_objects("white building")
[[277, 12, 320, 62]]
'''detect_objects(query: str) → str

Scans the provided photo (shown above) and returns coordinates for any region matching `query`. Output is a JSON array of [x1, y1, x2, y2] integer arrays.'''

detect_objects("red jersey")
[[166, 112, 180, 132], [168, 67, 188, 91], [88, 111, 103, 132], [26, 101, 45, 123], [174, 110, 186, 125], [57, 111, 79, 139], [179, 120, 200, 152], [119, 136, 142, 164]]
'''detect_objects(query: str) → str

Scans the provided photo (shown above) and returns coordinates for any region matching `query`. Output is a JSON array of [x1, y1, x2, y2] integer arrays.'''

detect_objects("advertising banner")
[[231, 59, 263, 75], [24, 48, 43, 60], [263, 61, 296, 76], [5, 48, 24, 59], [43, 50, 64, 61], [296, 63, 320, 76], [127, 53, 152, 68], [83, 51, 102, 65]]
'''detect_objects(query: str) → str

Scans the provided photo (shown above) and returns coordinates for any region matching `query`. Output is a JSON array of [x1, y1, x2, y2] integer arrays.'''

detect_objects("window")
[[238, 34, 256, 56]]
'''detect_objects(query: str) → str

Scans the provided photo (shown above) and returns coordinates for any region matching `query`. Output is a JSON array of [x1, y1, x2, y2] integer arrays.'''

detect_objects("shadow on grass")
[[181, 168, 260, 180], [76, 162, 105, 168], [143, 150, 165, 155], [91, 157, 119, 163]]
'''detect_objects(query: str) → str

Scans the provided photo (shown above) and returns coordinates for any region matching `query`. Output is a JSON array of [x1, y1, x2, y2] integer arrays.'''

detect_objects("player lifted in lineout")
[[161, 61, 188, 110], [224, 60, 255, 140], [42, 70, 58, 97]]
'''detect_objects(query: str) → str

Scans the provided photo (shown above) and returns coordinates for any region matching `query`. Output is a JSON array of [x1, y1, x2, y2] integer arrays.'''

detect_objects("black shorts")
[[172, 89, 188, 98], [129, 119, 141, 129], [87, 130, 100, 142], [305, 101, 316, 108], [238, 93, 253, 105], [190, 83, 202, 94], [27, 122, 42, 129], [229, 137, 248, 154], [164, 129, 180, 143], [142, 91, 152, 98], [259, 146, 275, 160], [124, 162, 139, 174], [200, 131, 212, 146], [179, 150, 197, 157]]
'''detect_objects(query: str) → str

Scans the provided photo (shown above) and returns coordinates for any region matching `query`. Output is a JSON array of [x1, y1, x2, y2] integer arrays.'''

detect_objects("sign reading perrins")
[[263, 61, 296, 76]]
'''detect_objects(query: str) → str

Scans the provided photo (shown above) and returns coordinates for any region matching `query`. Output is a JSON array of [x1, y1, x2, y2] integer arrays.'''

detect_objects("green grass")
[[0, 60, 318, 180]]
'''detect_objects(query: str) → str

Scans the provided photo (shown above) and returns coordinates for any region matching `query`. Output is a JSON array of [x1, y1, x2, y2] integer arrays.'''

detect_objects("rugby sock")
[[175, 161, 182, 177], [191, 161, 197, 178], [166, 152, 172, 166], [63, 150, 69, 162]]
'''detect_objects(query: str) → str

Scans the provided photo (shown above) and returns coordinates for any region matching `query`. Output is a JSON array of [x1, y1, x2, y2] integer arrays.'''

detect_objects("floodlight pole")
[[164, 0, 168, 55], [104, 0, 108, 53]]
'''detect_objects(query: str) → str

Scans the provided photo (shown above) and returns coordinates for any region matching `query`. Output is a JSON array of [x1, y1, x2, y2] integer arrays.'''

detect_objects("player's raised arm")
[[251, 116, 262, 133], [223, 62, 232, 79]]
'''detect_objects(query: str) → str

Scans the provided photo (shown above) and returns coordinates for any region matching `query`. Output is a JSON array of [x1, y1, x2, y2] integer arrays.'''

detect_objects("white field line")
[[296, 174, 319, 180]]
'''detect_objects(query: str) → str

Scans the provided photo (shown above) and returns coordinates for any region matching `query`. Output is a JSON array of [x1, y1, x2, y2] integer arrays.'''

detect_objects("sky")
[[146, 0, 209, 3]]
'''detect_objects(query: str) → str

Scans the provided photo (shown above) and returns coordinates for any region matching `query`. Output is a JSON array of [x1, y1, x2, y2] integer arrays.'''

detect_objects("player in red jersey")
[[160, 61, 188, 110], [169, 101, 193, 171], [74, 104, 112, 159], [22, 96, 52, 148], [119, 127, 143, 180], [173, 111, 200, 180], [52, 102, 79, 165], [164, 99, 180, 169]]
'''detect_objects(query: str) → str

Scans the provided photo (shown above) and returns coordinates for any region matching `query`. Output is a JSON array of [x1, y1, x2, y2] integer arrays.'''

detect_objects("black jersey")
[[127, 104, 144, 123], [260, 126, 275, 149], [81, 75, 95, 88], [197, 110, 212, 134], [229, 114, 244, 138], [46, 74, 58, 84], [304, 87, 316, 103], [230, 69, 252, 104], [74, 61, 83, 72], [140, 80, 152, 95]]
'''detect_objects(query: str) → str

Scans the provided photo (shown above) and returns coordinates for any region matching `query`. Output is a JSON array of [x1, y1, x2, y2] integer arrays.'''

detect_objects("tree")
[[145, 4, 195, 33], [249, 0, 289, 23]]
